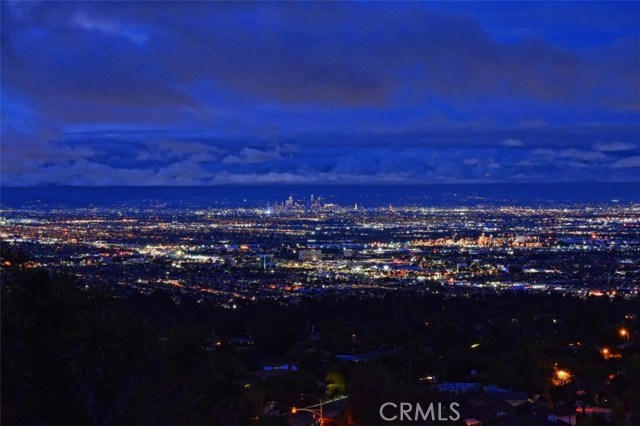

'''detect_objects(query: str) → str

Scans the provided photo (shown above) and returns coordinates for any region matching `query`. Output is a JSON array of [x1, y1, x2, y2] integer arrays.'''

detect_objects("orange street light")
[[552, 368, 572, 386], [619, 328, 629, 341], [291, 406, 323, 425], [300, 393, 324, 425]]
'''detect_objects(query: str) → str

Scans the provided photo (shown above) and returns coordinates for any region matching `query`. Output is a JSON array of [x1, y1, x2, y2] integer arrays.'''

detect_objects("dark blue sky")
[[2, 1, 639, 185]]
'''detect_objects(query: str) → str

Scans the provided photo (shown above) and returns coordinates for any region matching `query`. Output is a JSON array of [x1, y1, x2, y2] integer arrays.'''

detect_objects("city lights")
[[619, 328, 629, 341], [1, 0, 638, 423], [552, 369, 572, 387]]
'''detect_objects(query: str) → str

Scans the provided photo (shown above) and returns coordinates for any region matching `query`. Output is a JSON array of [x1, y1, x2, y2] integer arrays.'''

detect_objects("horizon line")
[[2, 181, 640, 189]]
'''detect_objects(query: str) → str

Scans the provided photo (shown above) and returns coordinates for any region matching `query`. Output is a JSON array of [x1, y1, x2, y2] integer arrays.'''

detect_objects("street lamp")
[[619, 328, 629, 341], [291, 406, 323, 425], [552, 368, 572, 386], [292, 393, 324, 425]]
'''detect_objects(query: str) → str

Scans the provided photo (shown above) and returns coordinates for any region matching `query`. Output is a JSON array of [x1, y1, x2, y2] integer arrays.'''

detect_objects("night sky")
[[2, 1, 639, 186]]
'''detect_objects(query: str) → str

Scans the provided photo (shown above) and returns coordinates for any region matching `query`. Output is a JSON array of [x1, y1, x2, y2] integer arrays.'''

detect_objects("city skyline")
[[2, 1, 639, 186]]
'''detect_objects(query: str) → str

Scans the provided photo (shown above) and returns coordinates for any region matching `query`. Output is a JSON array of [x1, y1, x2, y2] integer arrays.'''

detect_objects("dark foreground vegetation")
[[2, 264, 639, 425]]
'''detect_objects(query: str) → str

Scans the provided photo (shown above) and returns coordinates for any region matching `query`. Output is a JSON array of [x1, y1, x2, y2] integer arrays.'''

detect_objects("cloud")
[[611, 156, 640, 168], [3, 125, 640, 186], [203, 171, 415, 185], [72, 11, 148, 45], [501, 138, 524, 147], [592, 141, 637, 152], [1, 2, 639, 186], [222, 148, 282, 164], [532, 148, 609, 162], [558, 149, 608, 162], [3, 2, 639, 115]]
